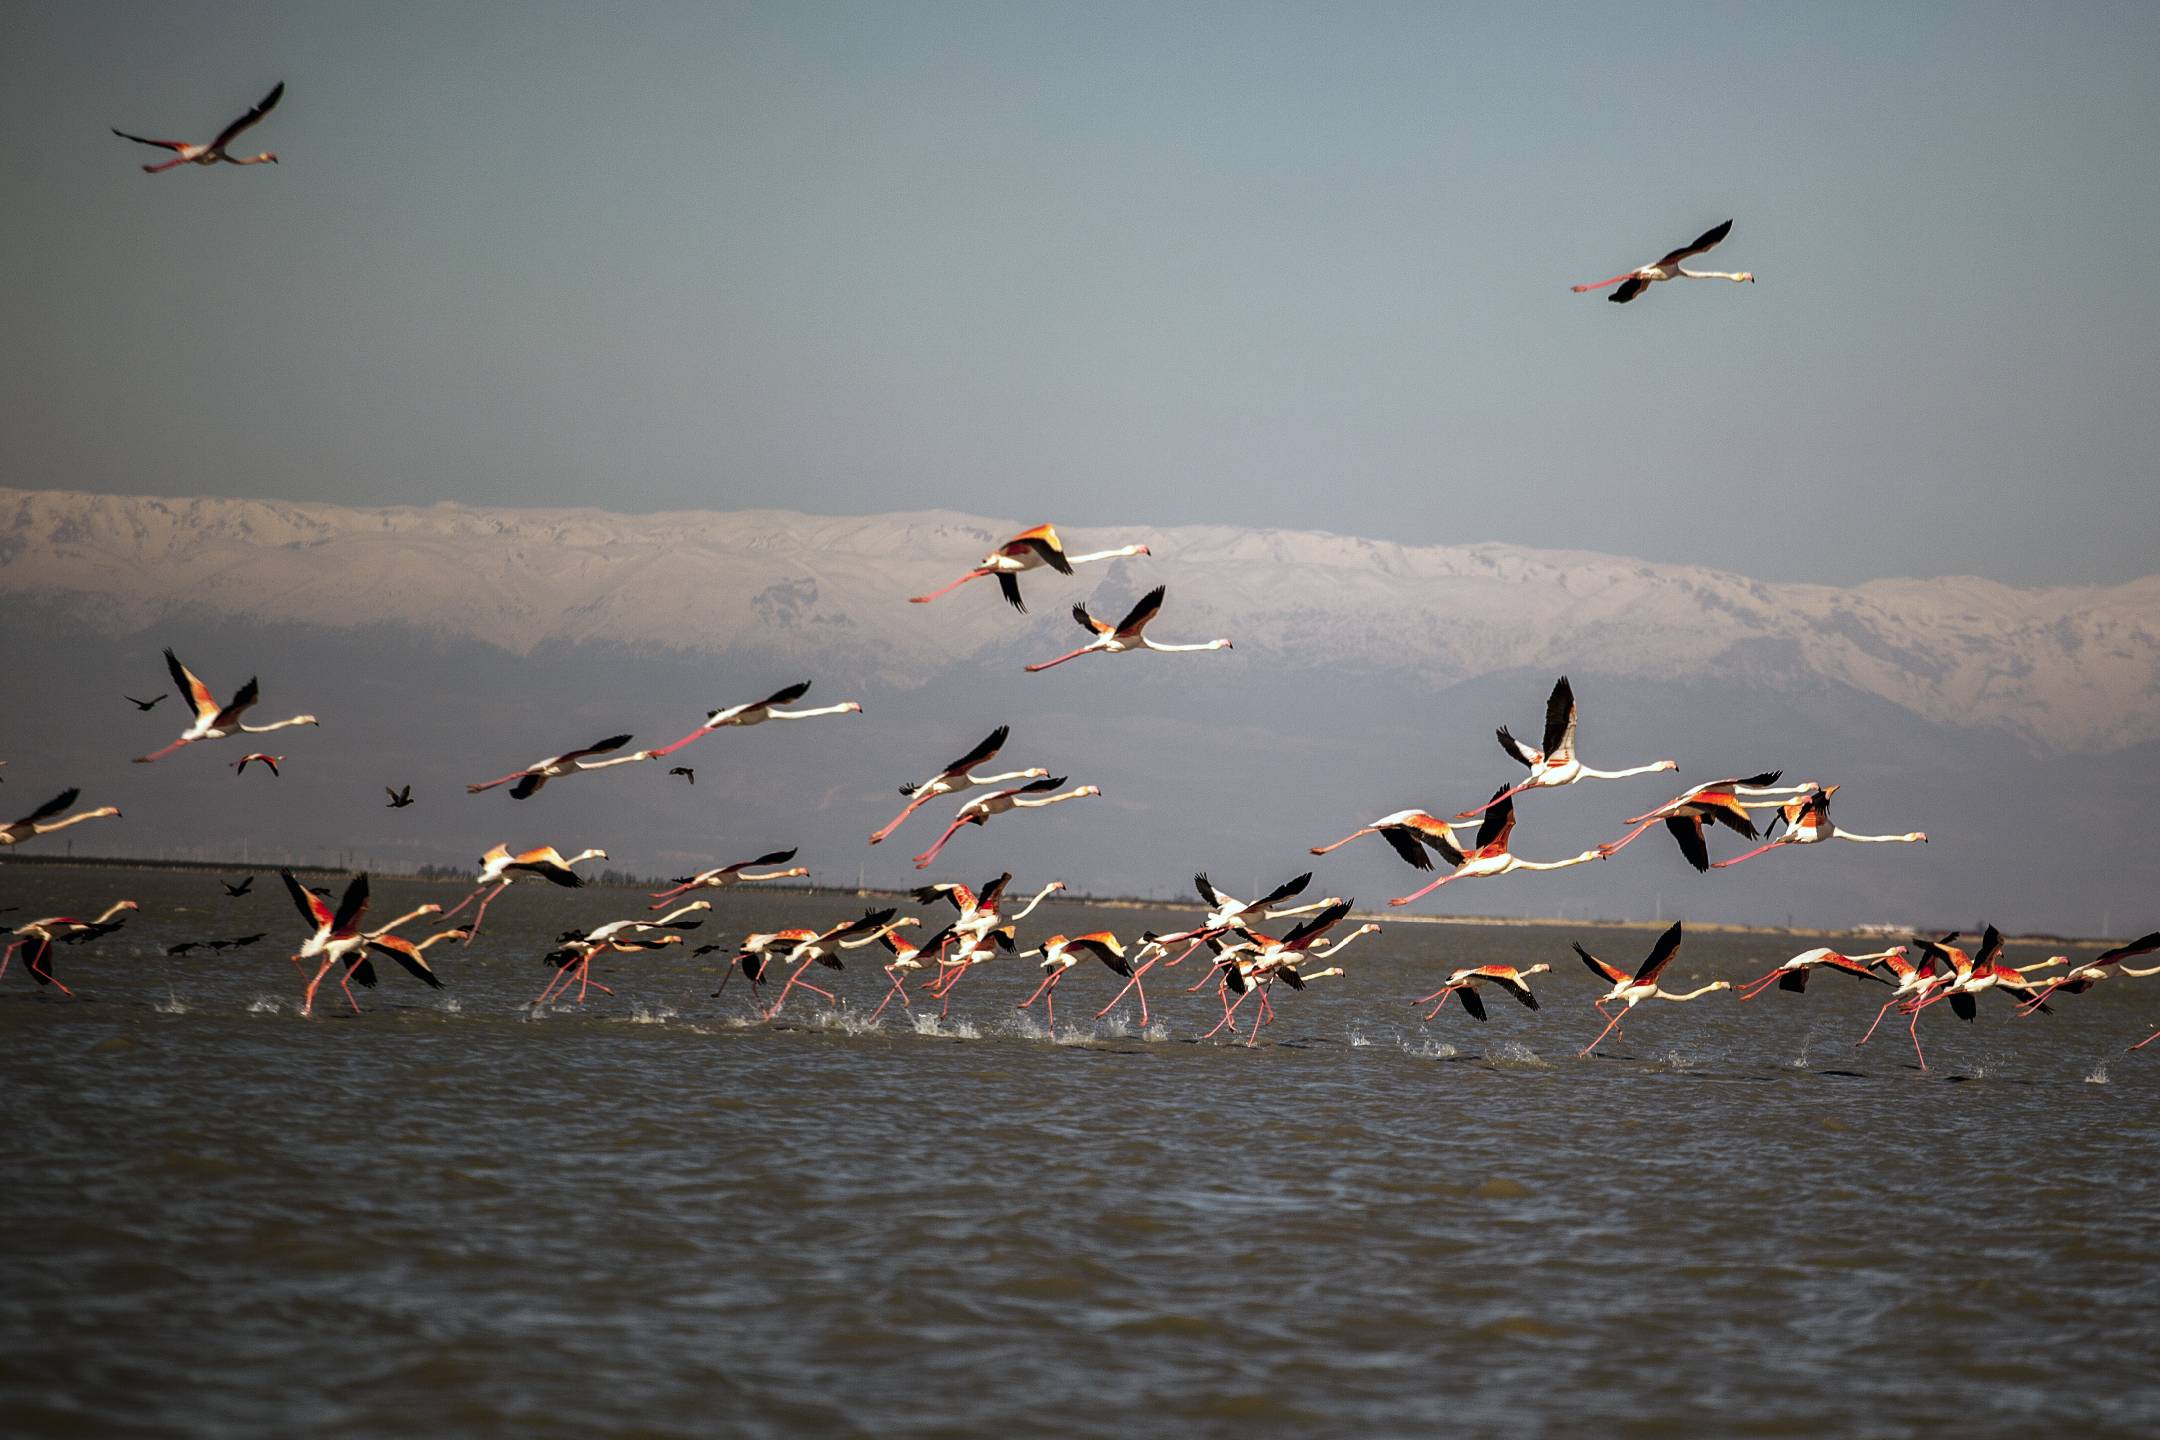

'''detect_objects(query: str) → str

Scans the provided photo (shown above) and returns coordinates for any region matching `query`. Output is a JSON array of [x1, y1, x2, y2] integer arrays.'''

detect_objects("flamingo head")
[[1215, 639, 1234, 650], [1910, 832, 1929, 843], [295, 716, 320, 726], [1134, 545, 1153, 556], [1739, 272, 1754, 283], [1073, 786, 1102, 798], [1023, 767, 1051, 779], [1657, 760, 1679, 772], [1708, 980, 1734, 992], [253, 153, 278, 164], [843, 702, 864, 715]]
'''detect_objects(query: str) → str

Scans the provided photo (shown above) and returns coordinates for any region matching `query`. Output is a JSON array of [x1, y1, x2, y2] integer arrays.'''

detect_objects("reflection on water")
[[4, 866, 2160, 1437]]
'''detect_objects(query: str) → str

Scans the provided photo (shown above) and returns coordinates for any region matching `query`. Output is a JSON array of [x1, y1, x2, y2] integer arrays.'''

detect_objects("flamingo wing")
[[1495, 726, 1539, 769], [1665, 816, 1711, 873], [2095, 932, 2160, 967], [1631, 921, 1686, 985], [329, 873, 371, 935], [758, 681, 813, 708], [946, 725, 1010, 776], [281, 869, 333, 931], [1455, 985, 1487, 1021], [1540, 676, 1577, 760], [212, 676, 261, 728], [976, 872, 1014, 909], [1573, 942, 1629, 986], [1112, 585, 1167, 636], [16, 789, 81, 826], [212, 82, 284, 150], [1279, 899, 1350, 949], [1609, 276, 1648, 304], [562, 733, 636, 764], [369, 936, 443, 988], [1193, 873, 1223, 907], [1251, 871, 1314, 910], [112, 129, 190, 152], [1471, 790, 1514, 853], [750, 847, 799, 868], [1006, 524, 1072, 574], [1655, 219, 1732, 269], [164, 648, 220, 722], [1071, 602, 1112, 636], [1482, 970, 1540, 1009], [996, 573, 1027, 612], [1379, 826, 1435, 871]]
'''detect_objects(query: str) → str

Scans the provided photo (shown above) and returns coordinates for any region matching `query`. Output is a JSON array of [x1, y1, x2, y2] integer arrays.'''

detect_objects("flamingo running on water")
[[911, 778, 1099, 869], [649, 682, 862, 760], [1572, 219, 1754, 303], [1, 789, 121, 847], [535, 902, 711, 1006], [1388, 789, 1606, 907], [1710, 785, 1927, 868], [870, 725, 1050, 844], [442, 844, 609, 942], [1412, 963, 1551, 1022], [1853, 943, 1954, 1062], [1024, 586, 1232, 672], [1309, 810, 1464, 871], [1, 901, 138, 997], [134, 649, 318, 763], [867, 923, 935, 1023], [1016, 932, 1133, 1030], [113, 82, 283, 173], [1206, 901, 1377, 1045], [1457, 678, 1676, 819], [648, 848, 808, 906], [1598, 772, 1812, 871], [909, 524, 1151, 612], [2019, 932, 2160, 1015], [1096, 871, 1333, 1019], [466, 734, 650, 798], [742, 909, 906, 1020], [1574, 922, 1730, 1056], [1732, 946, 1905, 1002]]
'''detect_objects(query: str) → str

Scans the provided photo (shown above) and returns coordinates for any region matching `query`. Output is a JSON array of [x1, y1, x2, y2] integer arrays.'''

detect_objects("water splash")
[[2084, 1061, 2111, 1085], [438, 997, 463, 1016], [908, 1013, 980, 1040], [1483, 1040, 1549, 1068], [245, 996, 282, 1015], [624, 1003, 678, 1025], [1346, 1026, 1372, 1049], [808, 1008, 883, 1037], [154, 987, 188, 1016], [1400, 1036, 1458, 1061]]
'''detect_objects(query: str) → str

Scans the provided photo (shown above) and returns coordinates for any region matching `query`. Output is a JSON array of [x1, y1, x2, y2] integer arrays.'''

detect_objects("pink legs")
[[762, 959, 837, 1021], [19, 942, 73, 997], [1389, 871, 1459, 908], [868, 966, 914, 1023], [440, 883, 509, 943], [1733, 969, 1790, 1002], [911, 818, 973, 870], [2130, 1028, 2160, 1052], [1018, 969, 1063, 1030], [907, 568, 991, 605], [1710, 838, 1786, 869], [1411, 984, 1457, 1021], [1579, 1002, 1631, 1057]]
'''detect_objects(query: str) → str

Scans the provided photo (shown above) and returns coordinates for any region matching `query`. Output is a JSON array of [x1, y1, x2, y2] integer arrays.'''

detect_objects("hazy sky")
[[7, 2, 2156, 586]]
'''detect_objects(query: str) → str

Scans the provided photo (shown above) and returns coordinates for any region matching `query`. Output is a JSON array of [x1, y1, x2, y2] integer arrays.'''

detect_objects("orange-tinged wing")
[[165, 647, 219, 722]]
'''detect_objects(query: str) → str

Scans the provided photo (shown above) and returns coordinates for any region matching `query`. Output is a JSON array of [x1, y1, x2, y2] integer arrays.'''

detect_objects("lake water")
[[4, 865, 2159, 1437]]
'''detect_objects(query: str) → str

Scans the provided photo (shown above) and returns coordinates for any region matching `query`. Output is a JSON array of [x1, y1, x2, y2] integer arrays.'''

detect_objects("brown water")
[[5, 866, 2159, 1438]]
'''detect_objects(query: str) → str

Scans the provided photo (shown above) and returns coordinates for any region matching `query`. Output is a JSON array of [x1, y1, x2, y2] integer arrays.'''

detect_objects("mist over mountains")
[[5, 487, 2155, 935]]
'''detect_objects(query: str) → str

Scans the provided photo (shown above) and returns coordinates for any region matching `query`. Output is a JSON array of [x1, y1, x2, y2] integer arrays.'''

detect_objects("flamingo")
[[443, 844, 609, 942], [535, 902, 711, 1006], [1412, 963, 1551, 1022], [233, 753, 282, 777], [1893, 928, 2059, 1068], [908, 523, 1151, 612], [385, 785, 414, 808], [465, 733, 649, 798], [1574, 922, 1730, 1056], [1206, 901, 1377, 1045], [1599, 772, 1811, 871], [917, 924, 1021, 1017], [648, 848, 808, 906], [1457, 678, 1676, 819], [2018, 932, 2160, 1014], [1, 901, 139, 997], [1016, 933, 1133, 1030], [1571, 219, 1754, 303], [112, 82, 283, 173], [1309, 810, 1464, 870], [911, 778, 1100, 869], [125, 693, 166, 711], [336, 901, 454, 1004], [913, 873, 1065, 942], [281, 870, 372, 1016], [1024, 586, 1232, 672], [1095, 871, 1332, 1019], [748, 909, 905, 1019], [867, 923, 935, 1022], [649, 681, 862, 759], [1710, 785, 1927, 868], [134, 649, 318, 763], [1733, 946, 1904, 1002], [1, 789, 121, 847], [869, 725, 1050, 844], [1853, 943, 1955, 1061], [1388, 789, 1606, 907]]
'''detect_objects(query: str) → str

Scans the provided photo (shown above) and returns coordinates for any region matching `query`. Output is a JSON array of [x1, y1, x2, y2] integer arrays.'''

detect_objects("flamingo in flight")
[[1098, 871, 1333, 1020], [1457, 678, 1676, 819], [1572, 219, 1754, 303], [282, 871, 371, 1016], [866, 922, 936, 1023], [911, 777, 1099, 869], [442, 843, 609, 942], [1309, 810, 1464, 871], [1732, 946, 1903, 1002], [1017, 932, 1133, 1030], [1574, 922, 1731, 1056], [1024, 586, 1232, 672], [339, 904, 460, 1007], [535, 902, 711, 1006], [1388, 789, 1606, 907], [2019, 932, 2160, 1015], [134, 649, 318, 763], [466, 733, 650, 798], [737, 909, 905, 1019], [233, 753, 282, 777], [1412, 963, 1550, 1022], [1, 901, 138, 997], [909, 523, 1151, 612], [1902, 930, 2060, 1063], [914, 874, 1066, 941], [1599, 772, 1812, 871], [917, 923, 1023, 1015], [648, 848, 808, 906], [1853, 943, 1955, 1062], [1710, 785, 1927, 868], [649, 681, 861, 760], [2, 789, 121, 847], [112, 82, 283, 173], [1206, 901, 1377, 1045], [870, 725, 1049, 844]]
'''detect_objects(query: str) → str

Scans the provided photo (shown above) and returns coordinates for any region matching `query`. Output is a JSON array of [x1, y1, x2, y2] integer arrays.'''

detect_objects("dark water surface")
[[5, 866, 2159, 1437]]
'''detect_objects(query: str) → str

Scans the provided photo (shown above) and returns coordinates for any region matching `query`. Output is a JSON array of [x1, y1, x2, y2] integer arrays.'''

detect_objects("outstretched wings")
[[1631, 921, 1686, 985], [946, 725, 1010, 777], [1541, 676, 1577, 760], [1113, 585, 1167, 636], [213, 82, 285, 151], [1654, 219, 1733, 269]]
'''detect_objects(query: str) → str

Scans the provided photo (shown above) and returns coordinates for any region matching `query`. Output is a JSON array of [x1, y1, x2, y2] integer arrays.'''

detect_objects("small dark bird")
[[669, 766, 696, 784], [223, 876, 254, 898], [692, 943, 723, 957], [204, 939, 235, 952], [166, 941, 199, 956], [228, 932, 267, 948], [126, 693, 168, 711], [385, 785, 414, 808]]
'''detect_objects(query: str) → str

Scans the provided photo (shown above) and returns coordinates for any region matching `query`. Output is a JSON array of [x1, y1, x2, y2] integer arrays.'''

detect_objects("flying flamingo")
[[908, 523, 1151, 612], [443, 843, 609, 942], [1710, 785, 1927, 868], [1, 789, 121, 847], [1016, 933, 1133, 1030], [466, 734, 649, 798], [1412, 963, 1551, 1022], [1456, 678, 1676, 819], [1309, 810, 1464, 870], [1907, 929, 2059, 1033], [649, 681, 861, 759], [1572, 219, 1754, 303], [921, 874, 1065, 942], [336, 901, 454, 1003], [749, 909, 905, 1019], [536, 903, 711, 1006], [1096, 871, 1331, 1019], [911, 778, 1099, 869], [1574, 923, 1730, 1056], [1206, 901, 1377, 1045], [233, 753, 282, 776], [134, 649, 318, 763], [2018, 932, 2160, 1014], [1024, 586, 1232, 672], [648, 848, 808, 905], [282, 871, 372, 1016], [1388, 790, 1606, 907], [867, 922, 935, 1022], [112, 81, 284, 173], [1599, 772, 1811, 871], [1, 901, 138, 997], [1853, 943, 1954, 1062], [869, 725, 1050, 844], [1733, 946, 1904, 1002]]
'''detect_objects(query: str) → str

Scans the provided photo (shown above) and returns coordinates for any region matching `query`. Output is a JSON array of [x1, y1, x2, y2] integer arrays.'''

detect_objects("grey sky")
[[6, 2, 2156, 585]]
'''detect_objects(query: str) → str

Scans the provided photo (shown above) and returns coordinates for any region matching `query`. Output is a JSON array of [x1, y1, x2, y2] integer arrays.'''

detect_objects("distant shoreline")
[[0, 853, 2113, 948]]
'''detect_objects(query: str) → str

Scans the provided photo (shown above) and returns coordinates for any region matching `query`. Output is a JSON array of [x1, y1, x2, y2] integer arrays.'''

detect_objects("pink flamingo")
[[112, 82, 283, 172], [1597, 771, 1811, 871], [649, 682, 861, 760], [1388, 790, 1605, 907], [1309, 810, 1464, 870], [1456, 677, 1675, 819], [1016, 932, 1133, 1030], [1, 789, 121, 847], [466, 733, 650, 798], [1733, 946, 1904, 1002], [1572, 219, 1754, 303], [911, 778, 1099, 869], [1, 901, 138, 997], [1711, 785, 1926, 868], [233, 753, 283, 777], [1024, 586, 1231, 672], [2019, 932, 2160, 1014], [909, 523, 1150, 612], [870, 725, 1049, 844], [1574, 923, 1730, 1056], [648, 848, 808, 905], [1413, 963, 1550, 1022], [443, 843, 609, 942], [134, 648, 318, 763]]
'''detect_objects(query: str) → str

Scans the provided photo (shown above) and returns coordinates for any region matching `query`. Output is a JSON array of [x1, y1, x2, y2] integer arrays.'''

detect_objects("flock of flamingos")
[[5, 86, 2150, 1064]]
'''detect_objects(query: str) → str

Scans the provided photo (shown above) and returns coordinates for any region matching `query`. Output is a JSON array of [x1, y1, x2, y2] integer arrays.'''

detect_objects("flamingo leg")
[[24, 945, 73, 998], [1579, 1005, 1629, 1057], [1419, 986, 1456, 1022], [869, 792, 936, 844], [132, 736, 194, 764], [1854, 996, 1902, 1048], [1096, 959, 1153, 1021], [1907, 1008, 1929, 1071], [0, 941, 16, 982], [1019, 969, 1061, 1011], [1389, 870, 1459, 908], [1455, 776, 1541, 820], [461, 884, 511, 943], [302, 956, 339, 1016], [1308, 829, 1373, 856], [907, 568, 992, 605], [1710, 837, 1785, 869], [2130, 1028, 2160, 1052], [911, 818, 972, 870], [1734, 970, 1786, 1002], [1571, 271, 1637, 293], [1023, 645, 1096, 673]]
